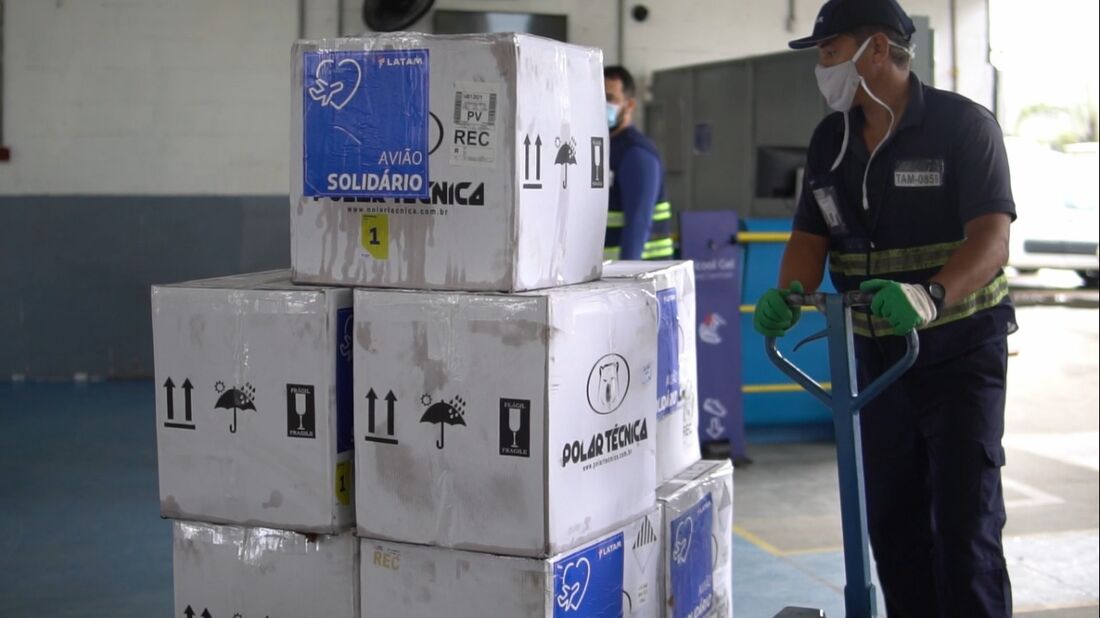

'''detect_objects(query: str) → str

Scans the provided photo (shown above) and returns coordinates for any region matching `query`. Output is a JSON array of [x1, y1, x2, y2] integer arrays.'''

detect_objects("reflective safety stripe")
[[829, 240, 966, 277], [607, 239, 675, 260], [606, 201, 672, 228], [652, 201, 672, 222], [606, 201, 674, 259], [852, 273, 1009, 337], [640, 237, 675, 260]]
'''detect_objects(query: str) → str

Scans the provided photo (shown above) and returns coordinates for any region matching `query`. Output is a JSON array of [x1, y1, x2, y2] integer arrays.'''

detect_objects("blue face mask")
[[606, 103, 622, 129]]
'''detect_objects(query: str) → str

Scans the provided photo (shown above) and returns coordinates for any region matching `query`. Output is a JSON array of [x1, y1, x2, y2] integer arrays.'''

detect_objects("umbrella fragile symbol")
[[554, 137, 577, 189], [214, 381, 257, 434], [419, 395, 466, 449]]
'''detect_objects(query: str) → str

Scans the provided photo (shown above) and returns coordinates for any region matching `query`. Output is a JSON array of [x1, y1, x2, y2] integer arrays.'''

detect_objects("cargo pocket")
[[979, 442, 1007, 514]]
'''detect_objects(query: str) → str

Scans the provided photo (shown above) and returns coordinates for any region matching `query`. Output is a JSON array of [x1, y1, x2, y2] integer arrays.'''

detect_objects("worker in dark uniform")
[[603, 65, 674, 260], [753, 0, 1016, 615]]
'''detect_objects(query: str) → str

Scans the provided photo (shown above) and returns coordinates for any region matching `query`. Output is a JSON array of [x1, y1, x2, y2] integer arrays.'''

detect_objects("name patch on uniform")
[[894, 159, 944, 187]]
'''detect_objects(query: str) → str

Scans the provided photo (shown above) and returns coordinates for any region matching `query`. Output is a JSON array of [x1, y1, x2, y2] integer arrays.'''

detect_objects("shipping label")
[[303, 49, 430, 199]]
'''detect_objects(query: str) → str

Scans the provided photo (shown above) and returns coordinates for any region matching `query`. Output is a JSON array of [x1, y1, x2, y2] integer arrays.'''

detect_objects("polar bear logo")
[[599, 361, 620, 408], [587, 353, 630, 414]]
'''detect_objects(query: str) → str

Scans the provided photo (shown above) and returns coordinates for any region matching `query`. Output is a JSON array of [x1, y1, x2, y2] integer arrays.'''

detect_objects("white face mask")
[[814, 37, 872, 112], [606, 102, 622, 129], [816, 36, 911, 210]]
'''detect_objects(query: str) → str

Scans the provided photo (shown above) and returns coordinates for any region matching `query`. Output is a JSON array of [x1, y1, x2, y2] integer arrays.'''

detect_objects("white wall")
[[0, 0, 993, 196], [1, 0, 297, 195]]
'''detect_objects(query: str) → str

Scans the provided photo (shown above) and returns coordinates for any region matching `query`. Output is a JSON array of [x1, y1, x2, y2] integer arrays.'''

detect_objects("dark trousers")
[[857, 337, 1013, 617]]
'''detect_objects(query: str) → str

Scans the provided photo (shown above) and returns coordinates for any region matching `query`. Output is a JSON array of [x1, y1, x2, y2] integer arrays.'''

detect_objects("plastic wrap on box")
[[604, 260, 701, 482], [657, 460, 735, 618], [354, 279, 658, 557], [152, 270, 354, 533], [173, 520, 359, 618], [291, 32, 609, 292], [359, 507, 661, 617]]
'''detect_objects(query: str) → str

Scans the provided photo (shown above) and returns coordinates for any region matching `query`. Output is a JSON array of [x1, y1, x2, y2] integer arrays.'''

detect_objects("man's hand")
[[859, 279, 938, 335], [753, 281, 804, 337]]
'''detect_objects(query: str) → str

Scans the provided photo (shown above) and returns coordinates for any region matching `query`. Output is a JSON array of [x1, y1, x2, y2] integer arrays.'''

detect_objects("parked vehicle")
[[1005, 139, 1099, 287]]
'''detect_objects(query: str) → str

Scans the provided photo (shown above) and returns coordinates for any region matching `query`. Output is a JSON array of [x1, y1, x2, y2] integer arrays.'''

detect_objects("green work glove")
[[753, 281, 804, 337], [859, 279, 938, 335]]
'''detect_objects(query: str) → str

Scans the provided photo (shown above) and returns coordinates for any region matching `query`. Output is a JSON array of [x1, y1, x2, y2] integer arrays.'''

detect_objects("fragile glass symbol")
[[295, 391, 308, 431], [508, 405, 522, 448]]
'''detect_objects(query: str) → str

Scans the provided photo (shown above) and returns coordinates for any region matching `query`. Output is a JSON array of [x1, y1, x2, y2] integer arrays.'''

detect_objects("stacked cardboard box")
[[603, 260, 703, 483], [153, 30, 733, 618], [152, 271, 361, 616], [658, 460, 735, 618]]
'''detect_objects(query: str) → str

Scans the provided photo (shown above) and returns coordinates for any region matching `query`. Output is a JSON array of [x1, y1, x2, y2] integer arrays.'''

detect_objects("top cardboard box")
[[291, 33, 609, 292]]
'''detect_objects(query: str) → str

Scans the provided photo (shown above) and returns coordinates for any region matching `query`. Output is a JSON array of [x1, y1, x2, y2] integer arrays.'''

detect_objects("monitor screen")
[[755, 146, 808, 199], [432, 10, 568, 42]]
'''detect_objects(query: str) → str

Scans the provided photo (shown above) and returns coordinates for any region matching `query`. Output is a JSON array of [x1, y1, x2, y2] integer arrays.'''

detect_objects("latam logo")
[[377, 56, 425, 67]]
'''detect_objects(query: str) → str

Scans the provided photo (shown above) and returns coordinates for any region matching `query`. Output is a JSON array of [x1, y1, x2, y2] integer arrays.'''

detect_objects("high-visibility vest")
[[605, 126, 674, 260], [791, 74, 1016, 372], [828, 241, 1010, 338]]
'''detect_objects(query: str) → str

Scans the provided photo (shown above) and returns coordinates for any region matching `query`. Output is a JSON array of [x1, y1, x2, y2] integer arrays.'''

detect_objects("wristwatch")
[[925, 281, 947, 315]]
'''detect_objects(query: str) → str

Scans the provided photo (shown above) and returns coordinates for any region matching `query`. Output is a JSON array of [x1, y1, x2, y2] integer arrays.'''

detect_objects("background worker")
[[603, 65, 674, 260], [754, 0, 1017, 615]]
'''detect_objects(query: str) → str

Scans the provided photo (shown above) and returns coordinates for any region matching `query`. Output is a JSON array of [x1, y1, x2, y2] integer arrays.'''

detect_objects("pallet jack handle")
[[765, 291, 919, 412], [764, 291, 919, 618]]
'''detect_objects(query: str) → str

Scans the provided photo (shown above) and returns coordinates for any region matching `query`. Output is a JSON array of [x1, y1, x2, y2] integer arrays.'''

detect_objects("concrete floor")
[[0, 290, 1096, 617], [731, 300, 1100, 616]]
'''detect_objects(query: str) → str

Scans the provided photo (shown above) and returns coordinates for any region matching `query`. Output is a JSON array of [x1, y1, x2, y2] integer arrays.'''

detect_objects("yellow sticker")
[[360, 214, 389, 260], [335, 461, 351, 505]]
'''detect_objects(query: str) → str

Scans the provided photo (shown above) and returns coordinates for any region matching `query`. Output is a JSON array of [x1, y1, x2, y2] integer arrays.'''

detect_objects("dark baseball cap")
[[788, 0, 915, 49]]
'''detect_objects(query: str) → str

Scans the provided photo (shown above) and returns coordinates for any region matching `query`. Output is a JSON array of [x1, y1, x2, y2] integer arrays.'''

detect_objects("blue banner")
[[302, 49, 430, 199], [680, 210, 748, 460], [336, 307, 354, 453], [553, 532, 624, 617], [671, 494, 714, 618], [656, 287, 681, 420]]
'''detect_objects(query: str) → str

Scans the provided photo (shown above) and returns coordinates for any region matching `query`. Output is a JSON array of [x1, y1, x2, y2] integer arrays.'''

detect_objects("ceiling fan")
[[362, 0, 435, 32]]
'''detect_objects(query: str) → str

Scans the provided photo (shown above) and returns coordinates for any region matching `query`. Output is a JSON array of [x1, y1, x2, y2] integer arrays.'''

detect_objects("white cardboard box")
[[657, 460, 735, 618], [604, 260, 701, 482], [291, 33, 609, 292], [173, 520, 359, 618], [354, 279, 658, 556], [359, 507, 662, 618], [152, 270, 355, 533]]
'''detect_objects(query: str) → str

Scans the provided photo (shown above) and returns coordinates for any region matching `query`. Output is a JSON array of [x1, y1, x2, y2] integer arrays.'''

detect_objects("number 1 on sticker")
[[361, 214, 389, 260], [336, 461, 351, 506]]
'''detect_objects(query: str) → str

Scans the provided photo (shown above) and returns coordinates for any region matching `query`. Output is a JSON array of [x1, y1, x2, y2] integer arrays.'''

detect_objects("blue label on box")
[[657, 287, 681, 420], [554, 532, 625, 617], [671, 494, 714, 618], [336, 307, 354, 453], [302, 49, 430, 199]]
